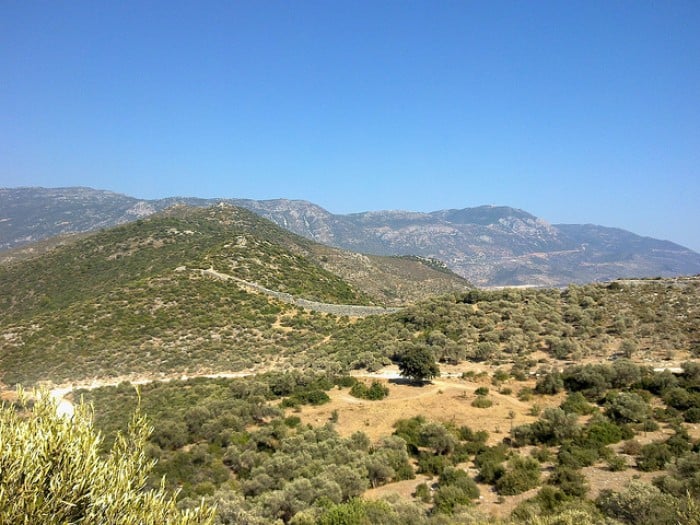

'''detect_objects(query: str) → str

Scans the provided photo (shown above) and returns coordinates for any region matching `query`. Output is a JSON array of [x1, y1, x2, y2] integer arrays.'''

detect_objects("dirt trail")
[[46, 370, 256, 417], [43, 358, 689, 419], [45, 365, 479, 418]]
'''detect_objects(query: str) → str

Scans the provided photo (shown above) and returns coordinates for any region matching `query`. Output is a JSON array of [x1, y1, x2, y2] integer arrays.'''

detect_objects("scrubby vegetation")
[[72, 359, 700, 524], [1, 205, 700, 523], [1, 207, 699, 386], [77, 374, 415, 522]]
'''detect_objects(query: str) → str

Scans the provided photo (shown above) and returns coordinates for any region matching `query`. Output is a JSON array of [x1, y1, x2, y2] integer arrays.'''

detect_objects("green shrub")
[[471, 395, 493, 408], [438, 467, 479, 499], [493, 369, 510, 382], [531, 446, 553, 463], [350, 380, 389, 400], [433, 484, 474, 514], [557, 443, 599, 469], [605, 392, 650, 423], [284, 415, 302, 428], [495, 456, 541, 495], [560, 392, 596, 415], [535, 371, 564, 395], [684, 407, 700, 423], [620, 439, 642, 456], [606, 454, 628, 472], [413, 482, 431, 503], [582, 416, 623, 447], [637, 442, 673, 472], [416, 452, 450, 476], [547, 466, 588, 498], [596, 480, 679, 525], [335, 376, 357, 388]]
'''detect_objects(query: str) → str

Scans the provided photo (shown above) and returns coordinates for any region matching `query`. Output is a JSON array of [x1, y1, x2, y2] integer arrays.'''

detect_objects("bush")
[[284, 389, 330, 406], [335, 376, 358, 388], [548, 466, 588, 498], [685, 407, 700, 423], [562, 364, 612, 400], [350, 380, 389, 400], [531, 446, 553, 463], [535, 372, 564, 395], [637, 442, 673, 472], [474, 446, 507, 484], [495, 456, 541, 495], [433, 484, 474, 514], [518, 387, 534, 401], [416, 453, 450, 476], [284, 415, 302, 428], [493, 369, 510, 382], [557, 443, 599, 469], [582, 416, 623, 447], [606, 454, 628, 472], [438, 467, 479, 499], [620, 439, 642, 456], [560, 392, 596, 415], [471, 396, 493, 408], [596, 480, 679, 525], [0, 390, 214, 525], [513, 408, 580, 446], [605, 392, 650, 423], [413, 482, 431, 503]]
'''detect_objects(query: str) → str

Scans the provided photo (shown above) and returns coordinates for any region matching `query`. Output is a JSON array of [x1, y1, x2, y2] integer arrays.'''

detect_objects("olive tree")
[[397, 344, 440, 383], [0, 389, 214, 525]]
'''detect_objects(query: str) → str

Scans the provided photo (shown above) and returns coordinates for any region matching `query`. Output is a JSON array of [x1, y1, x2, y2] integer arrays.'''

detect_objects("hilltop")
[[2, 186, 699, 286]]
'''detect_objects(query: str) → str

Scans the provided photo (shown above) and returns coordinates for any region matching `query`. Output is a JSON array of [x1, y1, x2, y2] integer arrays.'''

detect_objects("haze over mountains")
[[2, 186, 699, 287]]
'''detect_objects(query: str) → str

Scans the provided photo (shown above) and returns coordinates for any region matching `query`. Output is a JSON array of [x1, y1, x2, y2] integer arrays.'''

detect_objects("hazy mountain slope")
[[2, 187, 699, 286], [250, 203, 700, 286], [0, 187, 155, 250]]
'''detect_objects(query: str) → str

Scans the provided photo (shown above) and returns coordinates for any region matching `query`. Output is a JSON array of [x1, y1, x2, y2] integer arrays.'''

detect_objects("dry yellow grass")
[[295, 364, 562, 444]]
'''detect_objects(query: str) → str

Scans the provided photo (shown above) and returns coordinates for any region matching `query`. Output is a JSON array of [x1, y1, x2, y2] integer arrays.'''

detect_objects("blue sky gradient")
[[1, 1, 699, 251]]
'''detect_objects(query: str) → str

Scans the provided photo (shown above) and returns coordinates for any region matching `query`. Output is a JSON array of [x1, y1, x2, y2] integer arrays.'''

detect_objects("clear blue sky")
[[2, 1, 699, 251]]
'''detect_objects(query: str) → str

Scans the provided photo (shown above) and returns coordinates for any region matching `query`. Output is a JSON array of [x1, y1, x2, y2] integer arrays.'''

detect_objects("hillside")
[[2, 209, 699, 524], [2, 187, 699, 286], [0, 204, 469, 385], [6, 276, 698, 525]]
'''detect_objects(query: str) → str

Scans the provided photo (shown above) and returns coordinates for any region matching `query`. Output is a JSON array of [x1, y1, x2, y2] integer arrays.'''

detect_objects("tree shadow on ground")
[[388, 378, 433, 387]]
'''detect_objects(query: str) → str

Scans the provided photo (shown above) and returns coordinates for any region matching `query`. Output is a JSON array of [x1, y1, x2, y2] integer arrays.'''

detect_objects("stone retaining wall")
[[193, 267, 400, 317]]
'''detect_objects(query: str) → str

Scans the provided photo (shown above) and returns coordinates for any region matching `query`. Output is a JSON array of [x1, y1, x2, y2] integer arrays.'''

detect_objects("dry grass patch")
[[295, 371, 563, 445]]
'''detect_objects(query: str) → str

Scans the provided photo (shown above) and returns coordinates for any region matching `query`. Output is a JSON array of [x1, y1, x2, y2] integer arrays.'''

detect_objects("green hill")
[[0, 205, 470, 385]]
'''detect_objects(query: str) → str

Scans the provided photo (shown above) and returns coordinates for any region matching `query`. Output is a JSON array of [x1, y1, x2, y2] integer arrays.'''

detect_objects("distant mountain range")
[[2, 186, 699, 287]]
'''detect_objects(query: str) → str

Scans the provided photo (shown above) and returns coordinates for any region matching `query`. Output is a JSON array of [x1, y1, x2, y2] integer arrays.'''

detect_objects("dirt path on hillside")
[[42, 363, 509, 419], [45, 370, 257, 417]]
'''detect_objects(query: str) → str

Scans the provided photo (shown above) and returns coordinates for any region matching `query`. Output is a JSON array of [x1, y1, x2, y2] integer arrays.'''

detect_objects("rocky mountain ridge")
[[2, 186, 699, 286]]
